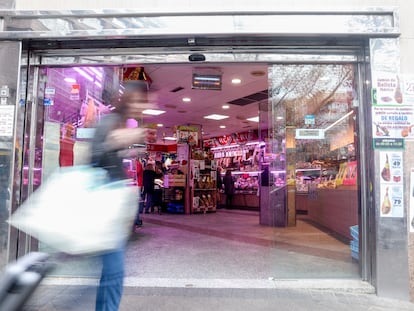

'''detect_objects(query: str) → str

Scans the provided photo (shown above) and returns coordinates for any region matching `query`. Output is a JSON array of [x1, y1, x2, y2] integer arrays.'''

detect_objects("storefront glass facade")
[[0, 7, 411, 301]]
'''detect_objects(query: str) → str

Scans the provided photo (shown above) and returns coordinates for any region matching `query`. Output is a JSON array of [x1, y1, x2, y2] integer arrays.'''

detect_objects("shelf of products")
[[162, 186, 185, 214], [192, 159, 217, 213], [163, 173, 186, 213], [295, 167, 321, 194]]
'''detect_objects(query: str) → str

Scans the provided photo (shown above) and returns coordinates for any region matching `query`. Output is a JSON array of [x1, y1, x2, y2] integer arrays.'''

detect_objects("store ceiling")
[[142, 64, 269, 139], [46, 63, 269, 142]]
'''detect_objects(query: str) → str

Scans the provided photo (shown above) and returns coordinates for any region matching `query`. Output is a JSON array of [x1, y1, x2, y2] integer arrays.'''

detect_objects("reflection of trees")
[[270, 64, 354, 127]]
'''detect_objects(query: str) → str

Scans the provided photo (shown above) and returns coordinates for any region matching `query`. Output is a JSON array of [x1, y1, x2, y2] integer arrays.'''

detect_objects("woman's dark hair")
[[111, 80, 149, 114]]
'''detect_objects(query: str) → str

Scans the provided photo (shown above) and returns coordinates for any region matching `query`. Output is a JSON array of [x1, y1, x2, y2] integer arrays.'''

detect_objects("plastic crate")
[[351, 250, 359, 260], [167, 203, 184, 214], [350, 225, 359, 241], [350, 240, 359, 261]]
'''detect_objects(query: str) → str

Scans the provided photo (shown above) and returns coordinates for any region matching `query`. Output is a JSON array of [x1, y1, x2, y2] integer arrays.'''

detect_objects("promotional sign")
[[177, 125, 199, 146], [373, 138, 404, 150], [372, 106, 414, 139], [45, 87, 56, 95], [0, 105, 15, 137], [70, 84, 80, 100], [295, 128, 324, 140], [372, 72, 414, 149], [379, 151, 404, 218], [372, 73, 403, 106], [304, 114, 315, 125], [410, 168, 414, 232]]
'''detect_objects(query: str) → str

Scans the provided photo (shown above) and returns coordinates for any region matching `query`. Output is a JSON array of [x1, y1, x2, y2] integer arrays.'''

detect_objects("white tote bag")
[[8, 166, 137, 255]]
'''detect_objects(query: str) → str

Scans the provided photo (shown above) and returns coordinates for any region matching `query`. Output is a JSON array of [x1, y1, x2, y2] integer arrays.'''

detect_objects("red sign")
[[146, 144, 177, 153]]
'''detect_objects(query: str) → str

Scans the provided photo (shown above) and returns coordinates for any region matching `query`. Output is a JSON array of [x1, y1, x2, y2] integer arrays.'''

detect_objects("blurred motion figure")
[[91, 80, 153, 311]]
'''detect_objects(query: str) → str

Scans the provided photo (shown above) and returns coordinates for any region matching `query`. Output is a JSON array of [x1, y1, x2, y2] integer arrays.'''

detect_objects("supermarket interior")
[[37, 63, 360, 278]]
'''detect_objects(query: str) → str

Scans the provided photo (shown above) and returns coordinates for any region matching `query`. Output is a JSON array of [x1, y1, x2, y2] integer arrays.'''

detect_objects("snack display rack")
[[192, 159, 217, 213]]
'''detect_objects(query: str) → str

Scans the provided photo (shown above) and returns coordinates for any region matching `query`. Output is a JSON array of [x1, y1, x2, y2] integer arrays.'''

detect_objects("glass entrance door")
[[14, 56, 367, 282], [264, 64, 361, 276]]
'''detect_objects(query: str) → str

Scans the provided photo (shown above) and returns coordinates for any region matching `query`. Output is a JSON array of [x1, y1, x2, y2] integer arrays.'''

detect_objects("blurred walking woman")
[[91, 80, 153, 311]]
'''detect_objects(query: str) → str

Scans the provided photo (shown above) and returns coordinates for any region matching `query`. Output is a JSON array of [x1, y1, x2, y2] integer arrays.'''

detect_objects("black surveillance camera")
[[188, 54, 206, 62]]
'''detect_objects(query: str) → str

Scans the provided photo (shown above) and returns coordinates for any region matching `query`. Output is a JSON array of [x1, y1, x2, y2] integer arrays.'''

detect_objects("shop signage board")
[[295, 128, 324, 140], [379, 151, 404, 218], [371, 72, 414, 149], [373, 138, 404, 150], [0, 105, 15, 137], [45, 87, 55, 95], [304, 115, 315, 125], [410, 168, 414, 232]]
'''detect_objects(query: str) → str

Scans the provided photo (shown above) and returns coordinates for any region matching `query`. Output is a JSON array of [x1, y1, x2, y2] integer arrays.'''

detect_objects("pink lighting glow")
[[89, 67, 103, 78], [64, 77, 76, 83], [74, 67, 94, 82]]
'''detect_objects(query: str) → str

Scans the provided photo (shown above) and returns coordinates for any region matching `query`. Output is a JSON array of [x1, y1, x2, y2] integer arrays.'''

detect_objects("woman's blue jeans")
[[95, 248, 125, 311]]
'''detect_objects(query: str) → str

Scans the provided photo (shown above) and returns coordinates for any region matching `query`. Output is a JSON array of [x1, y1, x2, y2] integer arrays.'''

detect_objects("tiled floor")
[[48, 210, 358, 280]]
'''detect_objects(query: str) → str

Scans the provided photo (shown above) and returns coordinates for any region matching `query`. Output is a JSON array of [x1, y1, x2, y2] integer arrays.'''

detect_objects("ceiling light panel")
[[247, 116, 259, 122], [204, 114, 230, 120], [142, 109, 166, 116]]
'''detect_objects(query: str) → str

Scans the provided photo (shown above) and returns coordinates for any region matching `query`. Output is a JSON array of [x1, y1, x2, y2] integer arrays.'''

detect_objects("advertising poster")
[[410, 169, 414, 232], [372, 106, 414, 139], [379, 151, 404, 218], [0, 105, 14, 137], [373, 73, 414, 106], [372, 73, 403, 106], [401, 74, 414, 105]]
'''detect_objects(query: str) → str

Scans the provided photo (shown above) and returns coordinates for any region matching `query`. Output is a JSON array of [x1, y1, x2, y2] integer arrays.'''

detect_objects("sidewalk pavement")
[[22, 284, 414, 311]]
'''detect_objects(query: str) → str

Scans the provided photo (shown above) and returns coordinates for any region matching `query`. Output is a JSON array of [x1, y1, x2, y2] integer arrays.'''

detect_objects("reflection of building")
[[0, 1, 414, 303]]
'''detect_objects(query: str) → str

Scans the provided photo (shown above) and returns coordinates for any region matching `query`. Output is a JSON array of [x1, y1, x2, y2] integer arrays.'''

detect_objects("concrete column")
[[370, 38, 410, 300]]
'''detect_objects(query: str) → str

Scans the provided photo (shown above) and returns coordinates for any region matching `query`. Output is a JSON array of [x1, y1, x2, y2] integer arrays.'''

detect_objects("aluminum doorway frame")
[[21, 45, 372, 282]]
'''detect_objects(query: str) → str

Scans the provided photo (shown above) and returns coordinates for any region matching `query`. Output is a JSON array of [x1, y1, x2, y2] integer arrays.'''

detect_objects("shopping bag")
[[8, 165, 137, 255]]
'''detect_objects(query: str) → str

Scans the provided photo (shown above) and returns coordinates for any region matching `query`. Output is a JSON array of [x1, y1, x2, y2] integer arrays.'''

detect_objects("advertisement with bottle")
[[380, 151, 404, 218]]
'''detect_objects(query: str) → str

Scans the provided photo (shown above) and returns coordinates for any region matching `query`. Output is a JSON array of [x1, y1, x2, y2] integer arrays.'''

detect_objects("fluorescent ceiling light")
[[276, 116, 284, 120], [324, 111, 354, 131], [204, 114, 229, 120], [74, 67, 94, 82], [231, 78, 242, 84], [219, 125, 226, 129], [247, 116, 259, 122], [142, 109, 166, 116], [222, 105, 230, 109], [182, 97, 191, 102], [64, 77, 76, 83], [164, 136, 177, 141], [157, 123, 164, 127], [89, 67, 103, 78]]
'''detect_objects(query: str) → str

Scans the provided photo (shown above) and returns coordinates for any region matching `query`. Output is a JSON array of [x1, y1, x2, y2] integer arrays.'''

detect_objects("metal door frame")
[[3, 7, 401, 290], [16, 42, 372, 282]]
